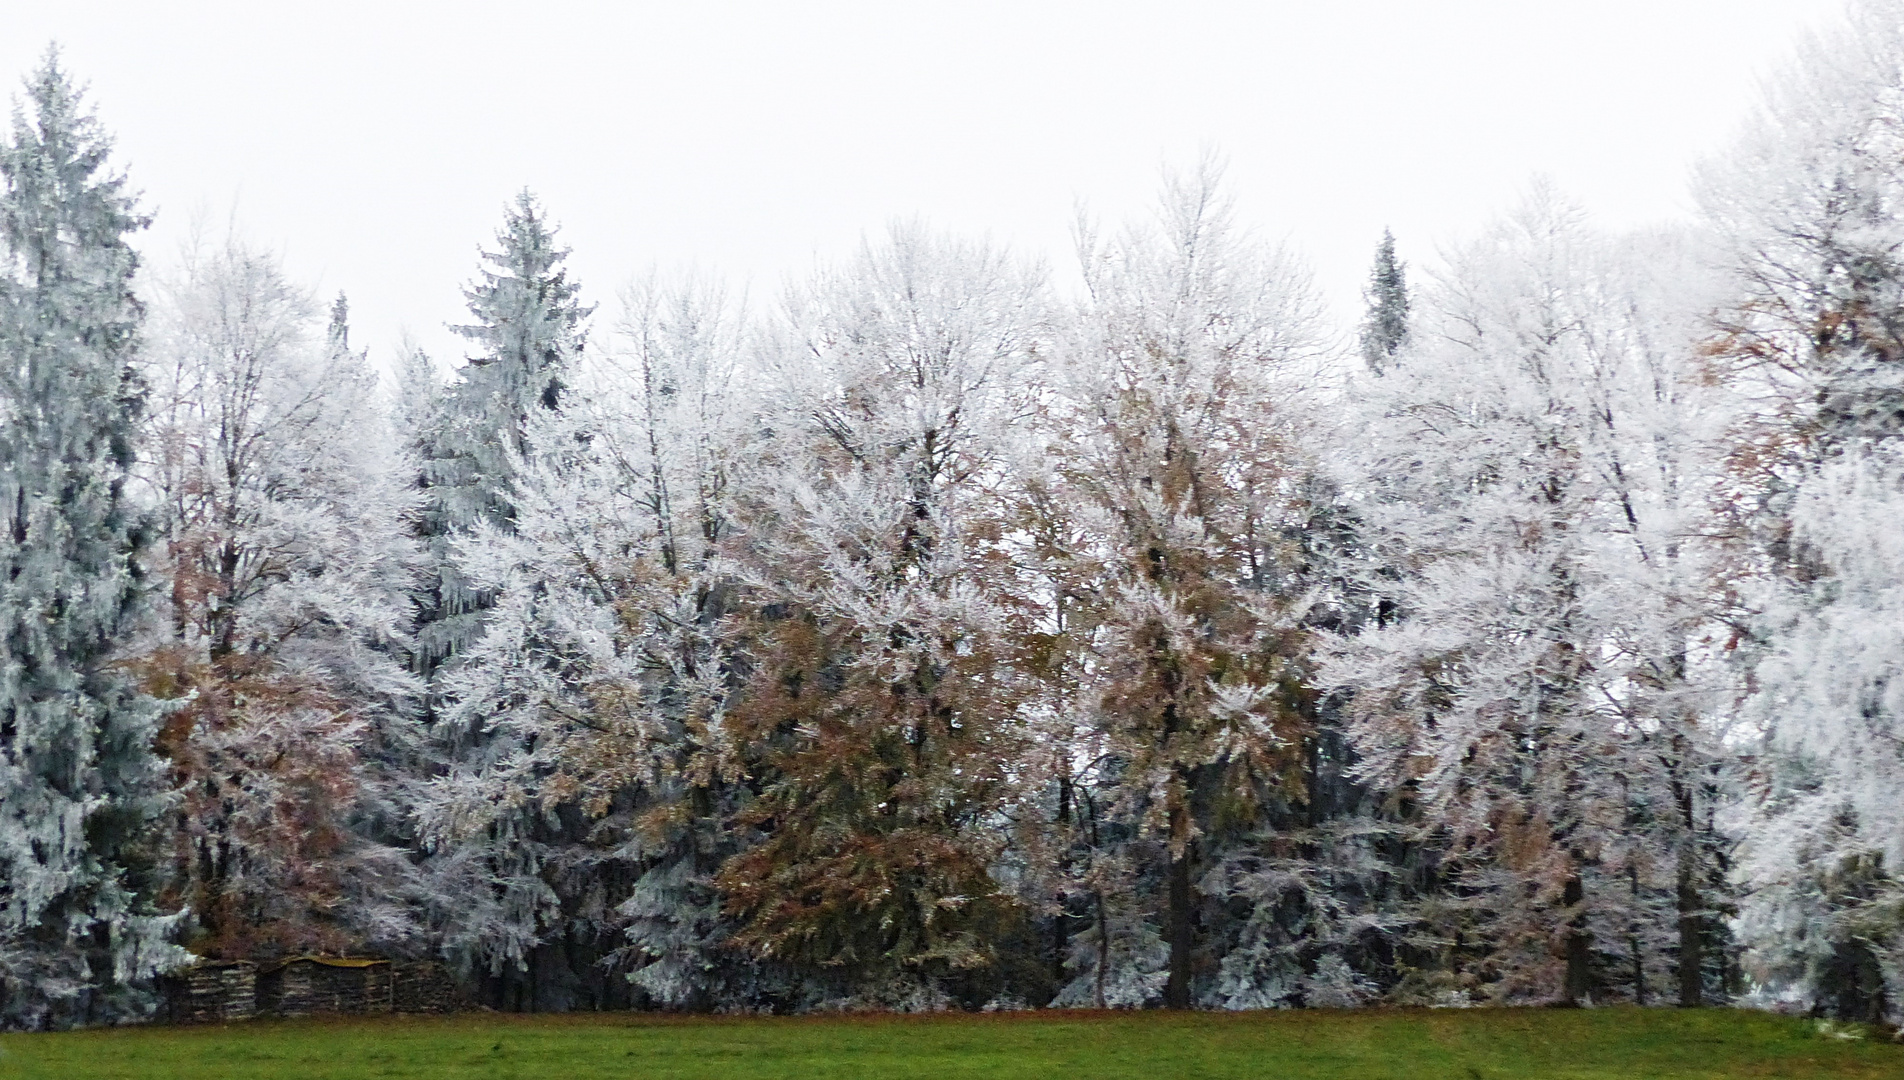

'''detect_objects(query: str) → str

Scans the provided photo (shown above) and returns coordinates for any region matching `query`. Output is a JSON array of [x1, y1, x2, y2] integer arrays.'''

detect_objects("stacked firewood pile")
[[162, 960, 258, 1023], [390, 960, 462, 1014], [164, 957, 467, 1022], [258, 957, 392, 1017]]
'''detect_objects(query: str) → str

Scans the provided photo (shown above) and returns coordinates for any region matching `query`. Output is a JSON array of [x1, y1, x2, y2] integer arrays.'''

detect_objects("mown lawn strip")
[[3, 1007, 1898, 1080]]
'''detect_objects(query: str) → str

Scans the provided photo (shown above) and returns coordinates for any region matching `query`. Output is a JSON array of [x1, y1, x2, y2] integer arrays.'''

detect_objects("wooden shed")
[[162, 960, 258, 1023], [258, 956, 393, 1017]]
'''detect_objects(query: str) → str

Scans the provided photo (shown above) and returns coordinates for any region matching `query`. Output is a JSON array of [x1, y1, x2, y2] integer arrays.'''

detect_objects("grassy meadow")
[[1, 1006, 1898, 1080]]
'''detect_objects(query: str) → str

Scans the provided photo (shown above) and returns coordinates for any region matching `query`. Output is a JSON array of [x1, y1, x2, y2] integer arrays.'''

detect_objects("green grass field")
[[2, 1007, 1898, 1079]]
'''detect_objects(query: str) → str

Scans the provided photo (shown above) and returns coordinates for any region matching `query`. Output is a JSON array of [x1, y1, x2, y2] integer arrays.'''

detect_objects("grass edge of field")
[[3, 1004, 1900, 1080]]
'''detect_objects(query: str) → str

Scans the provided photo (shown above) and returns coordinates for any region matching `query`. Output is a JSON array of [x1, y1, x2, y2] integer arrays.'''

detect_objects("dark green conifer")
[[1358, 230, 1409, 375]]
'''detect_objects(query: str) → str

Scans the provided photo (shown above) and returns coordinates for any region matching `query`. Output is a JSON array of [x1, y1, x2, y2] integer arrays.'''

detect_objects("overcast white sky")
[[0, 1, 1842, 369]]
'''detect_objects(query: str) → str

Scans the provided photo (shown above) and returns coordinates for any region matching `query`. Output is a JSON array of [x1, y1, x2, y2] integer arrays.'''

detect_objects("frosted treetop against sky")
[[3, 0, 1834, 368]]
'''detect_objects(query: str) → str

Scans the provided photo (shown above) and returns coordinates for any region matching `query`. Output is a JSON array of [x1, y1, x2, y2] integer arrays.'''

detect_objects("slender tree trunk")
[[1563, 870, 1590, 1006], [1674, 762, 1704, 1008], [1053, 772, 1074, 994], [1305, 733, 1322, 829], [1093, 889, 1109, 1010], [1164, 801, 1194, 1009], [1083, 786, 1110, 1010], [1677, 854, 1703, 1007], [1052, 903, 1072, 996], [1629, 862, 1646, 1006]]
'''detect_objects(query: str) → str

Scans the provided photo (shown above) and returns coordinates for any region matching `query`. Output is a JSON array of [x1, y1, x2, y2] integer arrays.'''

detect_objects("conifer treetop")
[[452, 188, 591, 407], [1357, 229, 1408, 375]]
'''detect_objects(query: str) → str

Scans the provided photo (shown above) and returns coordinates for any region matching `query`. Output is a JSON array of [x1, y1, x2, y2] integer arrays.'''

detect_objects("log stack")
[[390, 960, 465, 1014], [162, 956, 474, 1021], [162, 960, 258, 1023], [257, 956, 393, 1017]]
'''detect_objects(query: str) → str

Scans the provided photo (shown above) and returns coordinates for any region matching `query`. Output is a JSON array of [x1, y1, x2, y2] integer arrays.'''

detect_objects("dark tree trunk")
[[1053, 773, 1074, 993], [1675, 769, 1704, 1008], [1563, 872, 1590, 1006], [1164, 804, 1194, 1009], [1677, 858, 1704, 1007], [1629, 863, 1646, 1006], [1093, 890, 1110, 1010], [1821, 940, 1887, 1023]]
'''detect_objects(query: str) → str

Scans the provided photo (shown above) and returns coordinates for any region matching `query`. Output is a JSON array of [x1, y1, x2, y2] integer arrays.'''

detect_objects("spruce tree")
[[414, 189, 590, 683], [410, 191, 597, 1010], [0, 50, 180, 1028], [1358, 230, 1409, 375]]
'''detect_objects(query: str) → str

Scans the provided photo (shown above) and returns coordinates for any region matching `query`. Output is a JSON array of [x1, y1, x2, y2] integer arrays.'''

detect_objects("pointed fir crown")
[[419, 190, 592, 539], [0, 45, 147, 478], [0, 44, 177, 1025], [0, 40, 150, 719], [1358, 229, 1409, 375], [451, 188, 592, 415], [1, 46, 147, 290], [327, 290, 351, 354]]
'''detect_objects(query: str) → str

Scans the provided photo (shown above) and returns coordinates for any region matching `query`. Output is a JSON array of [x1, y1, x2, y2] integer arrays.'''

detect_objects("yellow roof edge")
[[264, 955, 392, 971]]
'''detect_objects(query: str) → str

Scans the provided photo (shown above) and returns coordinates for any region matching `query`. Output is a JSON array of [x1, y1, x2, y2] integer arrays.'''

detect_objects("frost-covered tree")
[[714, 225, 1044, 1005], [421, 272, 760, 1010], [1044, 164, 1326, 1009], [135, 238, 421, 962], [1702, 0, 1904, 1023], [413, 189, 590, 682], [390, 338, 441, 454], [409, 191, 601, 1010], [586, 275, 759, 1008], [1329, 192, 1732, 1007], [0, 51, 183, 1028], [1358, 230, 1409, 375]]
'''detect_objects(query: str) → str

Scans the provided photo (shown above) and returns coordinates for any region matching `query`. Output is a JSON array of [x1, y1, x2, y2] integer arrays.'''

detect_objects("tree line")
[[4, 0, 1904, 1029]]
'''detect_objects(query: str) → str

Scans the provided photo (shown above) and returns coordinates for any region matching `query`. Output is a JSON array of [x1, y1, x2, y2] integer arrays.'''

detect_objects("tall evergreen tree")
[[0, 50, 182, 1028], [410, 191, 599, 1010], [413, 189, 590, 683], [1357, 230, 1409, 375]]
